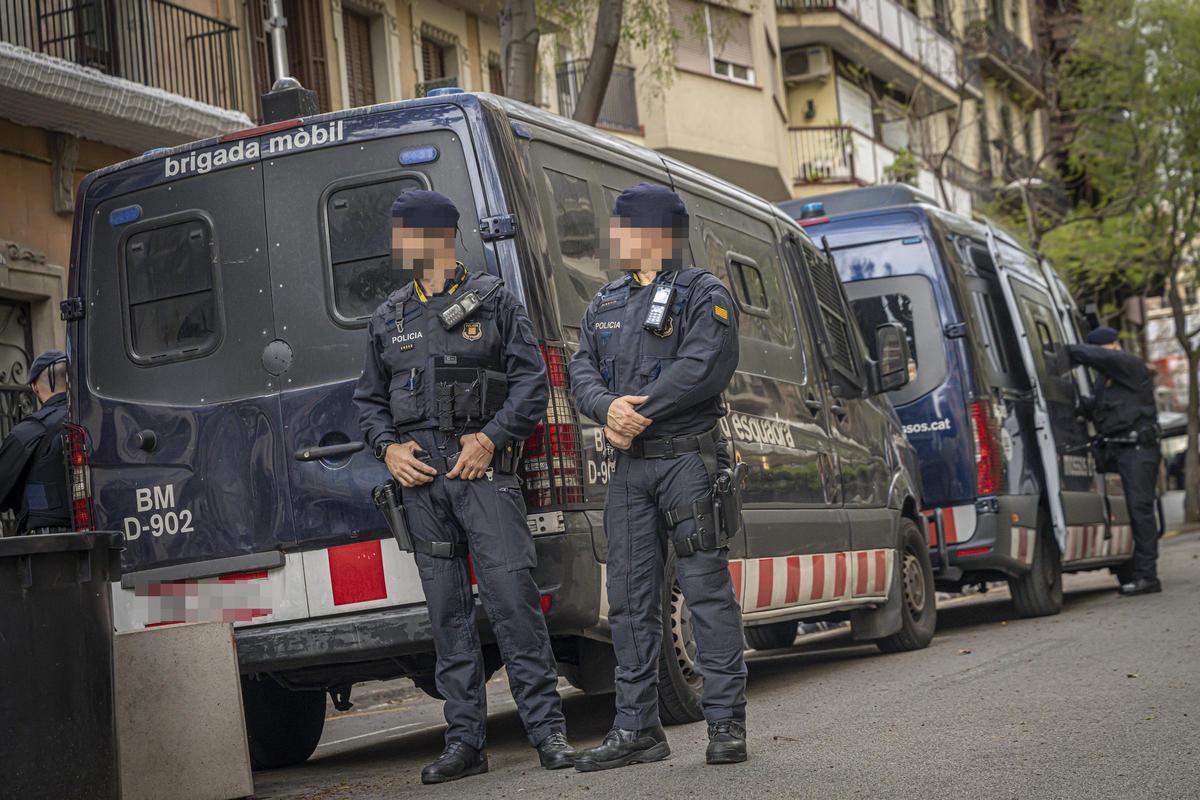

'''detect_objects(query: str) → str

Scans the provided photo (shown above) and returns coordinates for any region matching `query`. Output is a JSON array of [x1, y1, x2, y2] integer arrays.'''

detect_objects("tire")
[[241, 676, 326, 770], [1008, 520, 1063, 618], [876, 517, 938, 653], [657, 551, 704, 725], [745, 620, 799, 651]]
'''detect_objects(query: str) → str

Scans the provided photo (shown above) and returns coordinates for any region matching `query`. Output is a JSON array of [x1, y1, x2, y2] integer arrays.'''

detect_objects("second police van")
[[64, 91, 933, 769], [782, 185, 1136, 618]]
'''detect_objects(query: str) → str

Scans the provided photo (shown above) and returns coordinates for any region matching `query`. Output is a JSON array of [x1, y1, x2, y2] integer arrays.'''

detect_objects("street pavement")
[[255, 532, 1200, 800]]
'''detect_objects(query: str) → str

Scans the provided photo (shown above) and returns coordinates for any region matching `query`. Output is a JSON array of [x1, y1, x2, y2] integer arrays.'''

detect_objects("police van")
[[65, 91, 933, 769], [782, 185, 1135, 617]]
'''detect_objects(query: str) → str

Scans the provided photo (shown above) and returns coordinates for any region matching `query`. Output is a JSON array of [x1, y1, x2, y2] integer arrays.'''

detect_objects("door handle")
[[804, 396, 823, 415], [294, 441, 365, 462], [829, 400, 848, 418]]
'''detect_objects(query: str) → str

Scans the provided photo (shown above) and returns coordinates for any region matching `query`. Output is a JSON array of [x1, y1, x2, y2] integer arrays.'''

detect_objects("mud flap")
[[850, 552, 903, 641]]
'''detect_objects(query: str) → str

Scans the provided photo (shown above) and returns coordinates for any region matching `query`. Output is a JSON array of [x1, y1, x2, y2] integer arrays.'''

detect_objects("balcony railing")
[[555, 60, 640, 133], [776, 0, 961, 89], [1, 0, 243, 111], [0, 385, 33, 537], [416, 76, 459, 97], [964, 7, 1046, 92]]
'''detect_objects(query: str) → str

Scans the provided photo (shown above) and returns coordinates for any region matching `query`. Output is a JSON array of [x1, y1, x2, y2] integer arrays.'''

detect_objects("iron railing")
[[963, 6, 1045, 91], [776, 0, 962, 89], [416, 76, 459, 97], [0, 385, 34, 537], [0, 0, 243, 111], [555, 60, 640, 133]]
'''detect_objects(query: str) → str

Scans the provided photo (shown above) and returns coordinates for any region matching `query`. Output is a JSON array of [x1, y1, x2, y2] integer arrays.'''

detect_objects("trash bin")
[[0, 531, 123, 799]]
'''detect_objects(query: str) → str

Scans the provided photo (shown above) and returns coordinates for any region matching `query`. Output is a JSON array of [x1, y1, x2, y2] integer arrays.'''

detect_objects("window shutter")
[[709, 5, 752, 69], [342, 10, 375, 107], [670, 0, 710, 73]]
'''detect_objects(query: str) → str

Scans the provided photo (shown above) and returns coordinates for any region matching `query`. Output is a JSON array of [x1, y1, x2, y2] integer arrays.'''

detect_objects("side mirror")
[[872, 322, 911, 394]]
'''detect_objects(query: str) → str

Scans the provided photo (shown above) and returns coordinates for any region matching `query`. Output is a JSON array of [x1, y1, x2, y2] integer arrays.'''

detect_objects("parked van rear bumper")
[[235, 528, 602, 675], [929, 494, 1041, 584]]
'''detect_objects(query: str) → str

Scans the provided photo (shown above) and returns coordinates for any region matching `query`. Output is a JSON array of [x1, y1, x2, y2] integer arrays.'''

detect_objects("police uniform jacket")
[[1066, 343, 1157, 437], [569, 268, 739, 438], [0, 392, 70, 532], [354, 270, 547, 453]]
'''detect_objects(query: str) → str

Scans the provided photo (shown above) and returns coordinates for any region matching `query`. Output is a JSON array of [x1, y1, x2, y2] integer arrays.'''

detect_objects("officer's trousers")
[[1114, 444, 1161, 581], [403, 433, 565, 750], [605, 450, 747, 730]]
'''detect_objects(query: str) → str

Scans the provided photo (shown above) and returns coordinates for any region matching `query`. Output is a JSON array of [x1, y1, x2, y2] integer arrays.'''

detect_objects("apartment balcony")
[[788, 125, 973, 214], [963, 7, 1046, 100], [0, 0, 252, 152], [775, 0, 977, 111], [555, 60, 641, 134]]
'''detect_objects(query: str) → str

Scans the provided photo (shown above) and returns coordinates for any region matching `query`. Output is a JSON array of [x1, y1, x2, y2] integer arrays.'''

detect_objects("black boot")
[[421, 741, 488, 784], [573, 725, 670, 772], [706, 719, 747, 764], [537, 731, 577, 770], [1118, 577, 1162, 596]]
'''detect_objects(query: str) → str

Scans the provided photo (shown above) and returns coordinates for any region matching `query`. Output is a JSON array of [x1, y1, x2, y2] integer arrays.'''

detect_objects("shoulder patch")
[[713, 303, 730, 325]]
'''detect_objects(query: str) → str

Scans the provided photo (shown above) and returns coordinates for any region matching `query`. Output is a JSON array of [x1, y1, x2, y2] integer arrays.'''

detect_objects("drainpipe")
[[266, 0, 290, 82], [259, 0, 318, 121]]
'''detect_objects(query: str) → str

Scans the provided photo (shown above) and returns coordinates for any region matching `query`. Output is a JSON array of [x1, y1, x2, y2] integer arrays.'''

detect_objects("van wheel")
[[1008, 522, 1063, 618], [876, 517, 937, 653], [745, 620, 799, 651], [241, 676, 326, 770], [658, 552, 704, 725]]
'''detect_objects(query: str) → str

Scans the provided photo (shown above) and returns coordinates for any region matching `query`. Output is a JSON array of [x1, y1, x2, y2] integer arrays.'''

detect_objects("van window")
[[799, 242, 861, 387], [700, 218, 796, 349], [728, 255, 769, 311], [844, 274, 945, 405], [544, 167, 603, 327], [123, 218, 219, 361], [327, 176, 425, 319]]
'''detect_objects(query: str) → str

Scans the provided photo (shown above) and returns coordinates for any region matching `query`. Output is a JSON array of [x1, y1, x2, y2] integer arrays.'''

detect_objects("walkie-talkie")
[[643, 273, 679, 335], [438, 280, 503, 330]]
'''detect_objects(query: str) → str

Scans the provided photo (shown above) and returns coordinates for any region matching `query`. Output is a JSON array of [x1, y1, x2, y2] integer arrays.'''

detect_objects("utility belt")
[[396, 357, 509, 435], [622, 425, 722, 460], [1092, 425, 1160, 472]]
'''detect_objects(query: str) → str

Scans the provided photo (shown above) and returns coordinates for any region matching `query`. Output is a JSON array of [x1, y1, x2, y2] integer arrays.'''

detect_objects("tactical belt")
[[624, 425, 721, 460], [417, 444, 522, 475], [413, 538, 468, 559]]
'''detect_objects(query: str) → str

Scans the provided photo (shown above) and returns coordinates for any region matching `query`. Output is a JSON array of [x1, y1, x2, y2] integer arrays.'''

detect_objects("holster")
[[666, 461, 750, 557], [372, 479, 467, 559], [494, 439, 523, 474]]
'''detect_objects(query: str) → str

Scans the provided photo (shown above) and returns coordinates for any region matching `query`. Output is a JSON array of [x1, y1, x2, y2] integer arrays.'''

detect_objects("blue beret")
[[390, 190, 459, 230], [1086, 326, 1119, 345], [29, 350, 66, 384], [611, 183, 689, 230]]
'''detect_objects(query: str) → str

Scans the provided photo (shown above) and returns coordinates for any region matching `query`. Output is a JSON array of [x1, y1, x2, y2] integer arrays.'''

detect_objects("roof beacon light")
[[426, 87, 464, 97], [797, 200, 830, 228]]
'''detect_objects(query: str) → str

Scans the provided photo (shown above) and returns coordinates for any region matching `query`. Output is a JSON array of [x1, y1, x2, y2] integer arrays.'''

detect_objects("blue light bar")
[[799, 201, 825, 220], [399, 146, 439, 166], [426, 87, 464, 97], [109, 205, 142, 227]]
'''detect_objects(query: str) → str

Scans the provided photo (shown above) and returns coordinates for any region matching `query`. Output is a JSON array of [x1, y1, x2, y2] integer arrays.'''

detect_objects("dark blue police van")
[[782, 185, 1136, 617], [65, 93, 932, 769]]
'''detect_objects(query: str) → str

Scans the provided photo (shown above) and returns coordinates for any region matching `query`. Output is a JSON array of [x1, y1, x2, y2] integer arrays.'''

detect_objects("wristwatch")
[[374, 441, 398, 461]]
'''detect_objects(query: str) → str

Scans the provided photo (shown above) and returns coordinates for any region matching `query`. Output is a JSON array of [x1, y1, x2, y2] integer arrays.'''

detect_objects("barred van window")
[[123, 219, 219, 361]]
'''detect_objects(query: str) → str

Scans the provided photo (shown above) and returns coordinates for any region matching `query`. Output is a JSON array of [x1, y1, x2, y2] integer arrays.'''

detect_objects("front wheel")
[[657, 552, 704, 725], [876, 517, 937, 653], [241, 676, 326, 770], [1008, 521, 1063, 618], [745, 620, 799, 651]]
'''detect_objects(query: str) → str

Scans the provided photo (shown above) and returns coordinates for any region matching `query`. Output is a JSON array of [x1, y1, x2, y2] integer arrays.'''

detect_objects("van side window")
[[728, 255, 769, 311], [327, 176, 424, 319], [700, 218, 795, 349], [972, 290, 1009, 373], [544, 168, 603, 327], [123, 218, 219, 361]]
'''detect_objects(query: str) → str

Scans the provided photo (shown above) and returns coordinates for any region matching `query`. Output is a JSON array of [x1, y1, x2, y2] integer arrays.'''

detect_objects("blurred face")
[[607, 219, 677, 271], [392, 225, 457, 290], [1102, 340, 1121, 351]]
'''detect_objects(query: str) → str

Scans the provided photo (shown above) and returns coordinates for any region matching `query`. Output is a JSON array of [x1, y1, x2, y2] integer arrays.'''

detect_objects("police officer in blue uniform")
[[354, 191, 575, 783], [569, 184, 748, 769], [0, 350, 71, 535], [1065, 326, 1162, 595]]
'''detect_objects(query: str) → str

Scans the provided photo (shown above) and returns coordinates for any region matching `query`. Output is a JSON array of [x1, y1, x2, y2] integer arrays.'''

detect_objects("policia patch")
[[652, 317, 673, 338]]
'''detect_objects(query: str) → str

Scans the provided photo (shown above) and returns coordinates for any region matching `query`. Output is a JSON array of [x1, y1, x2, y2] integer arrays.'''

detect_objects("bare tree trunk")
[[500, 0, 540, 106], [571, 0, 623, 126], [1167, 272, 1200, 523]]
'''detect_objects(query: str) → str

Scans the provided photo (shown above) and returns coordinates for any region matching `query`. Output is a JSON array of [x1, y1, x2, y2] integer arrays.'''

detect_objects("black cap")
[[390, 190, 460, 230], [1086, 326, 1119, 345], [29, 350, 66, 384], [611, 183, 689, 231]]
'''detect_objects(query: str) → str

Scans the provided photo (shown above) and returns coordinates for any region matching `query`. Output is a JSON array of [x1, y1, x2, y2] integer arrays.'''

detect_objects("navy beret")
[[29, 350, 66, 384], [1086, 326, 1119, 345], [390, 190, 459, 230], [611, 183, 689, 230]]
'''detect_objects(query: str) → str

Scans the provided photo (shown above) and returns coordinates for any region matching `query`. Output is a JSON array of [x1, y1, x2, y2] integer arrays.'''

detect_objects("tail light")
[[63, 422, 95, 531], [522, 345, 585, 509], [969, 399, 1002, 496]]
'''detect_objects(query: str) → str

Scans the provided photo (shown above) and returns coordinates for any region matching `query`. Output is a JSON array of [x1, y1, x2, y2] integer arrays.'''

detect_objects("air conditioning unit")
[[783, 47, 831, 83]]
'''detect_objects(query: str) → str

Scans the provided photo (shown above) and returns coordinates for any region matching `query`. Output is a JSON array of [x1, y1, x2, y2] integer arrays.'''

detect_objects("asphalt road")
[[255, 532, 1200, 800]]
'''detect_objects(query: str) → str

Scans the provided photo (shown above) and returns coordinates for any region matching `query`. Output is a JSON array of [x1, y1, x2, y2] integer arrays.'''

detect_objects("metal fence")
[[0, 0, 243, 111], [555, 60, 640, 133], [0, 385, 34, 537], [963, 6, 1045, 90]]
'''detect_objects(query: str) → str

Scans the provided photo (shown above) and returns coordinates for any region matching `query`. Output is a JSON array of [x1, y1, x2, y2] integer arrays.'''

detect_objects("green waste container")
[[0, 531, 123, 799]]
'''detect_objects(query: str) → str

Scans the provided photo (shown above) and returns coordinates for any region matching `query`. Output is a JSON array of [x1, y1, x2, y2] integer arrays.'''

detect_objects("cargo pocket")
[[601, 356, 619, 392], [388, 368, 424, 427], [495, 475, 535, 572]]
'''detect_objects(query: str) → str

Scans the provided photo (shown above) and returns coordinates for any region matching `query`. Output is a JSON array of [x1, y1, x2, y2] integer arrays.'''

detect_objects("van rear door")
[[984, 225, 1105, 547]]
